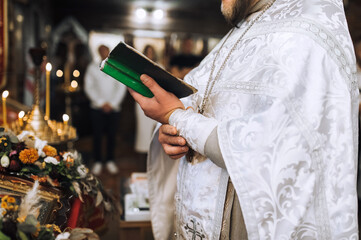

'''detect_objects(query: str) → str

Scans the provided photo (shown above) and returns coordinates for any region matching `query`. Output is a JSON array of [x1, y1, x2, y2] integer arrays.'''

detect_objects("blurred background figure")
[[134, 45, 158, 160], [84, 44, 127, 176], [169, 54, 203, 79]]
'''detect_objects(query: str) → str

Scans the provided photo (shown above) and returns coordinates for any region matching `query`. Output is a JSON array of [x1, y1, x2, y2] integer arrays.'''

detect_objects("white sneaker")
[[92, 162, 102, 176], [106, 161, 119, 174]]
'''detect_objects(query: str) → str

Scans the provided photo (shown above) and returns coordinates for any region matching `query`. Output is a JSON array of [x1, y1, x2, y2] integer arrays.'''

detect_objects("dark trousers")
[[91, 108, 120, 163]]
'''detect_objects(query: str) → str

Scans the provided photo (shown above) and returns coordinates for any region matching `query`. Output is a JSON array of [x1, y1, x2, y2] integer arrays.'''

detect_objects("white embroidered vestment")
[[148, 0, 359, 239]]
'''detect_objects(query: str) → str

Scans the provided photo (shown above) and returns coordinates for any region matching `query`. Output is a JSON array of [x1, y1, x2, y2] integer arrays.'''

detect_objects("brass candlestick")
[[9, 48, 77, 145]]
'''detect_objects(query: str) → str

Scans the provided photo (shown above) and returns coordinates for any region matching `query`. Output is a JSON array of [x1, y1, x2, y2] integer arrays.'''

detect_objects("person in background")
[[134, 45, 158, 160], [169, 54, 203, 79], [84, 44, 127, 176]]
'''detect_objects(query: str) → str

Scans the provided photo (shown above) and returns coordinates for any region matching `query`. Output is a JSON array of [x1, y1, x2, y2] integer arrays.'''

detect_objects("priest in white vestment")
[[129, 0, 359, 239]]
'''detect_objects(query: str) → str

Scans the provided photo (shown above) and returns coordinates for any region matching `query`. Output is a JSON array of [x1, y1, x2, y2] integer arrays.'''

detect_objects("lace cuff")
[[169, 109, 218, 155]]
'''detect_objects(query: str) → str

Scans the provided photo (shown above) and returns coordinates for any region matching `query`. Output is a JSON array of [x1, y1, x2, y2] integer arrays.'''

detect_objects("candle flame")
[[56, 70, 63, 77], [18, 111, 25, 119], [2, 90, 9, 99], [73, 70, 80, 78], [62, 114, 69, 122], [71, 80, 78, 89], [46, 63, 52, 71]]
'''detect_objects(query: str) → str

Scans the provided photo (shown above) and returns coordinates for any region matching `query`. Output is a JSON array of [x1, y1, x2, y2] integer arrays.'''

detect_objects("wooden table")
[[119, 220, 154, 240]]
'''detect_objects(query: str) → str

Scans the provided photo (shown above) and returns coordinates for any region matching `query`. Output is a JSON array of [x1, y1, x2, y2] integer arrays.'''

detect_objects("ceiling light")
[[135, 8, 147, 20], [152, 9, 164, 20]]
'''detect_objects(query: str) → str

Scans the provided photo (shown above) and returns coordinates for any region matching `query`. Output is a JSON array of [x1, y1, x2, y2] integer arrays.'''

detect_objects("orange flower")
[[43, 145, 57, 157], [39, 177, 47, 183], [45, 224, 61, 233], [65, 157, 74, 168], [30, 175, 39, 181], [17, 216, 26, 223], [1, 202, 7, 209], [7, 197, 15, 203], [19, 148, 39, 164], [30, 175, 47, 183]]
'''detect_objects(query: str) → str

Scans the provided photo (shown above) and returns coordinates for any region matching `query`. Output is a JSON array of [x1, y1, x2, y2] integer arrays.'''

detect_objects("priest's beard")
[[221, 0, 254, 26]]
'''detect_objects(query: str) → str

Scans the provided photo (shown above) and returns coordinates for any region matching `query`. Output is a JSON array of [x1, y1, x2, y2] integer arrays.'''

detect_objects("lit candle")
[[71, 80, 78, 89], [73, 69, 80, 78], [62, 114, 69, 125], [2, 91, 9, 126], [45, 63, 52, 120], [18, 111, 25, 126]]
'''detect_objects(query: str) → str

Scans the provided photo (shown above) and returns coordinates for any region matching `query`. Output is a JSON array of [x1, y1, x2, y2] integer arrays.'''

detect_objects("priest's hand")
[[128, 74, 185, 124], [159, 124, 189, 159]]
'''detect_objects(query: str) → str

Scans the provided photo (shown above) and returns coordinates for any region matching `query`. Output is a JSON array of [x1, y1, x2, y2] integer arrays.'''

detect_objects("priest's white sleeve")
[[169, 108, 226, 169], [169, 108, 218, 155]]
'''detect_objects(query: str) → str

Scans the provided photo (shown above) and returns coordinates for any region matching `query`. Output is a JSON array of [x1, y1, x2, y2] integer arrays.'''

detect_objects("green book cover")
[[100, 41, 198, 98]]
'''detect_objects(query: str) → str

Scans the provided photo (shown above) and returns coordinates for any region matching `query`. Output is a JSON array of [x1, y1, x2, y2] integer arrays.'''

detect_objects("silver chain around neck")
[[198, 0, 276, 114]]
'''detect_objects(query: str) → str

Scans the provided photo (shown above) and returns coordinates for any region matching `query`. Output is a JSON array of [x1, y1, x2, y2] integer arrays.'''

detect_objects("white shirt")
[[84, 61, 127, 112]]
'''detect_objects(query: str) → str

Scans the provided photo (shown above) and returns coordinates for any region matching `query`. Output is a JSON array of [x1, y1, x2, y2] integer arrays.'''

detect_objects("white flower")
[[0, 155, 10, 168], [17, 131, 35, 148], [62, 152, 71, 161], [17, 131, 31, 141], [62, 151, 78, 161], [77, 164, 88, 178], [34, 138, 48, 157], [55, 232, 70, 240], [0, 208, 6, 219], [17, 131, 49, 157], [44, 156, 59, 165]]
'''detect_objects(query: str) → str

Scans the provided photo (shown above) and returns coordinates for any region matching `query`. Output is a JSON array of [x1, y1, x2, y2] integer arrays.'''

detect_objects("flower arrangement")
[[0, 187, 100, 240], [0, 128, 121, 231], [0, 130, 86, 192]]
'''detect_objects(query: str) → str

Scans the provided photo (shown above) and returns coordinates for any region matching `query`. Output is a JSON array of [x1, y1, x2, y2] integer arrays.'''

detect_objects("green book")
[[100, 41, 198, 98]]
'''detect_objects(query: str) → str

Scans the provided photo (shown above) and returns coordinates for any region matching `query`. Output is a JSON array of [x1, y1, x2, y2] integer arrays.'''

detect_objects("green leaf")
[[20, 165, 41, 174], [17, 215, 38, 234], [8, 134, 19, 143], [17, 230, 29, 240], [37, 228, 55, 240], [0, 231, 11, 240]]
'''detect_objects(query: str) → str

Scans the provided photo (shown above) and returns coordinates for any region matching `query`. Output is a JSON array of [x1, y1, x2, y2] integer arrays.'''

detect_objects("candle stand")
[[9, 48, 77, 146]]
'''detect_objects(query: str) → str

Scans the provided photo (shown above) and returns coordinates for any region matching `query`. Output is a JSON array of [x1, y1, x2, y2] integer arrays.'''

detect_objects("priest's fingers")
[[128, 88, 153, 107], [140, 74, 168, 97], [169, 153, 187, 160], [159, 134, 187, 146], [162, 144, 189, 157], [159, 124, 178, 136], [159, 126, 187, 146]]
